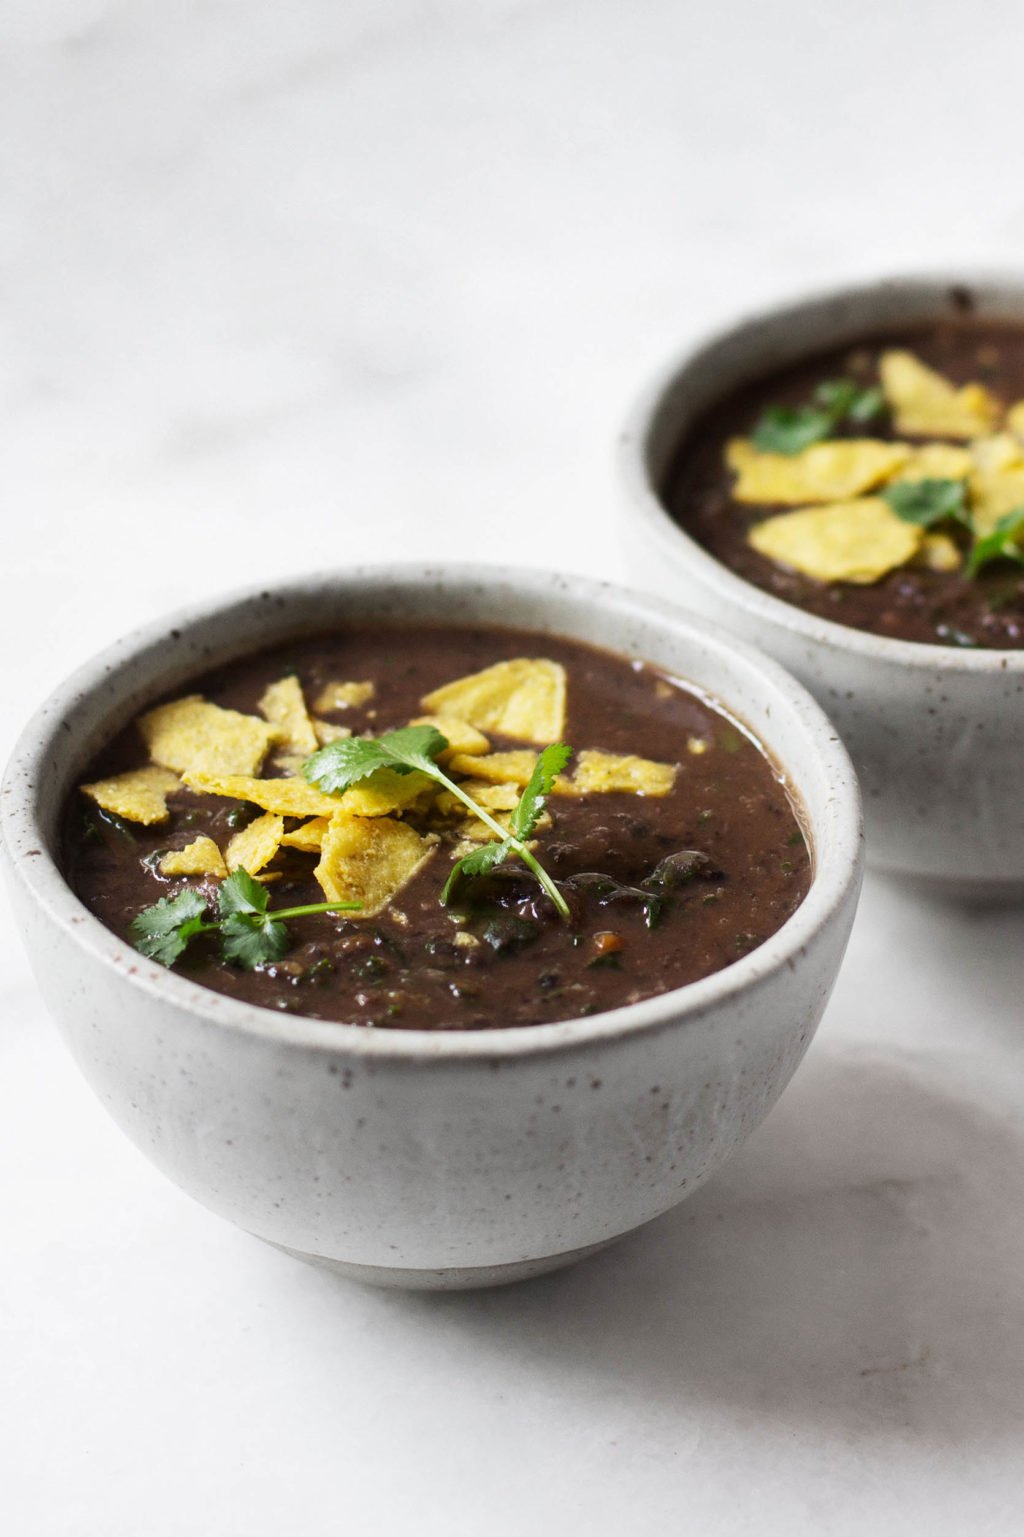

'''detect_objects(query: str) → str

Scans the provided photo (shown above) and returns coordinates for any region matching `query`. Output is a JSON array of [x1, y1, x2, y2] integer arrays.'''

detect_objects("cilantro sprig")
[[752, 378, 885, 455], [964, 507, 1024, 579], [881, 478, 970, 528], [303, 726, 573, 919], [131, 868, 359, 970]]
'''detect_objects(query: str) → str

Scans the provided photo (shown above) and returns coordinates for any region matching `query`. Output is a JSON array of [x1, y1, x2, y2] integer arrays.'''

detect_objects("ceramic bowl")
[[1, 566, 862, 1289], [619, 273, 1024, 897]]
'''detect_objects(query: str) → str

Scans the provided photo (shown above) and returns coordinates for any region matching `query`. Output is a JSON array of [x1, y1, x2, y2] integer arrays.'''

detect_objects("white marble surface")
[[3, 2, 1024, 1531]]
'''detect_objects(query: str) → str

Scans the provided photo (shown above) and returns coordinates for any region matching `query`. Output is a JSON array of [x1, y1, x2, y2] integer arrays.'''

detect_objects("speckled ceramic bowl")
[[619, 273, 1024, 897], [1, 566, 862, 1289]]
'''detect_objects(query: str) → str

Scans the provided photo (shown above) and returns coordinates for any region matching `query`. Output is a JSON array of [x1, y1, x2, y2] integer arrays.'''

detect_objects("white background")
[[3, 2, 1024, 1532]]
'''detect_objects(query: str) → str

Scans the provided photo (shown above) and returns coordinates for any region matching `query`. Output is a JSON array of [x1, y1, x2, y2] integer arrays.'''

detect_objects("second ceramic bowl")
[[619, 273, 1024, 897]]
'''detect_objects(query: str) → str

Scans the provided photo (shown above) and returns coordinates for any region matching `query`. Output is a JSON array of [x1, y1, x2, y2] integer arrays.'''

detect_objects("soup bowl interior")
[[2, 566, 862, 1288], [619, 273, 1024, 896]]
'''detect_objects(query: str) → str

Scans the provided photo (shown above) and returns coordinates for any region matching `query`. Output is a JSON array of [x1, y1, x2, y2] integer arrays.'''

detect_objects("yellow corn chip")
[[1006, 400, 1024, 440], [410, 714, 490, 757], [748, 497, 922, 583], [313, 680, 375, 713], [315, 813, 433, 917], [727, 438, 909, 505], [969, 433, 1024, 535], [258, 676, 318, 756], [139, 696, 280, 778], [455, 812, 514, 844], [572, 750, 677, 797], [421, 658, 566, 744], [158, 836, 227, 879], [80, 765, 180, 826], [341, 768, 434, 818], [183, 771, 340, 817], [280, 817, 331, 852], [225, 812, 284, 875], [887, 442, 972, 483], [313, 719, 351, 745], [880, 350, 999, 439], [434, 780, 523, 817], [913, 532, 962, 573], [448, 750, 540, 787]]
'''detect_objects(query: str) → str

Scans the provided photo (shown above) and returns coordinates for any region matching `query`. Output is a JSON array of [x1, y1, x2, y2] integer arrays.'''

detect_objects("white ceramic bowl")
[[619, 273, 1024, 897], [1, 566, 862, 1289]]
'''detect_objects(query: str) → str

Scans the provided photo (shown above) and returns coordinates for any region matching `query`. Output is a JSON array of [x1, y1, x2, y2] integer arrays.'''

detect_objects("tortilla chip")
[[259, 676, 318, 756], [342, 769, 435, 818], [224, 812, 284, 875], [887, 443, 972, 483], [81, 765, 181, 826], [572, 750, 677, 797], [139, 696, 280, 777], [727, 438, 909, 504], [183, 771, 340, 817], [913, 532, 962, 573], [313, 681, 375, 713], [880, 350, 999, 439], [280, 817, 331, 852], [313, 719, 351, 745], [748, 497, 923, 583], [969, 433, 1024, 536], [314, 813, 434, 917], [1006, 400, 1024, 440], [448, 750, 541, 787], [410, 714, 491, 758], [421, 658, 566, 744], [158, 835, 227, 879]]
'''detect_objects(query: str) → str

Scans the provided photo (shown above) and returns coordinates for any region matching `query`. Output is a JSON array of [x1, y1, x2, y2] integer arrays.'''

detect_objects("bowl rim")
[[618, 268, 1024, 674], [1, 562, 863, 1062]]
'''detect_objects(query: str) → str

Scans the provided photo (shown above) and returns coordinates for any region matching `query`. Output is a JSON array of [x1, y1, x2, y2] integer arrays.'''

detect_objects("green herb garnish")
[[881, 477, 969, 528], [131, 868, 359, 970], [752, 378, 885, 456], [303, 726, 573, 919], [964, 507, 1024, 579]]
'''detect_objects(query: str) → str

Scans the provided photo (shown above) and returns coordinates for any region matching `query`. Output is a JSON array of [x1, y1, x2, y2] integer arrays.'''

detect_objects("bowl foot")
[[262, 1234, 622, 1290]]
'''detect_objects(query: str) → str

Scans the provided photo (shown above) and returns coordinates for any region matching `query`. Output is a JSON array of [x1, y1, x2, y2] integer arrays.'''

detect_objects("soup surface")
[[64, 625, 810, 1029], [665, 321, 1024, 647]]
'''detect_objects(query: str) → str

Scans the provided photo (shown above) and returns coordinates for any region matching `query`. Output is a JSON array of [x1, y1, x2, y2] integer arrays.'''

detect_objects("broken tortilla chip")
[[183, 771, 340, 818], [913, 532, 962, 573], [225, 812, 284, 875], [572, 750, 677, 797], [880, 350, 998, 439], [139, 696, 280, 778], [969, 433, 1024, 536], [1006, 400, 1024, 440], [421, 658, 566, 744], [887, 442, 972, 483], [410, 714, 490, 758], [313, 719, 351, 745], [81, 765, 180, 826], [748, 497, 923, 584], [314, 813, 433, 917], [313, 680, 375, 713], [158, 835, 227, 879], [259, 676, 318, 756], [727, 438, 909, 505], [280, 817, 332, 852], [447, 750, 542, 788]]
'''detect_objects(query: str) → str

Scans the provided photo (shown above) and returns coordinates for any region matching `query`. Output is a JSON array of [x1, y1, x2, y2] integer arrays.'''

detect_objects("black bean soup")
[[65, 626, 811, 1030], [665, 321, 1024, 648]]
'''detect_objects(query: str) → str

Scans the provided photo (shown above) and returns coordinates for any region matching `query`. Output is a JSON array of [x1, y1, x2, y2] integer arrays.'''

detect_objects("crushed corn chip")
[[225, 812, 284, 875], [280, 817, 331, 852], [183, 771, 340, 817], [139, 696, 280, 778], [421, 658, 566, 744], [259, 676, 318, 756], [315, 813, 433, 916], [434, 780, 522, 817], [913, 532, 962, 573], [448, 750, 542, 787], [887, 442, 972, 483], [727, 438, 909, 504], [80, 765, 180, 826], [1006, 401, 1024, 440], [313, 719, 351, 745], [572, 750, 677, 797], [969, 433, 1024, 535], [313, 681, 375, 713], [748, 497, 923, 583], [410, 714, 490, 758], [341, 768, 435, 818], [880, 350, 998, 439], [158, 835, 228, 879]]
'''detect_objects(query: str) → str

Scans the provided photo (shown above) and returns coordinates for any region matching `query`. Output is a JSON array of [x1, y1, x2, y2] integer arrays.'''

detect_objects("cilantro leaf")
[[752, 378, 887, 456], [217, 866, 269, 919], [965, 508, 1024, 579], [440, 839, 508, 904], [220, 911, 290, 969], [510, 742, 573, 841], [303, 725, 448, 794], [130, 888, 210, 966], [814, 379, 885, 424], [881, 478, 968, 528]]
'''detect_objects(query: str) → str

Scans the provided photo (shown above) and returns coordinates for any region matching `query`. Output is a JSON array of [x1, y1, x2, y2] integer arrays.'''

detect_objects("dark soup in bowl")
[[665, 321, 1024, 648], [64, 625, 810, 1030]]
